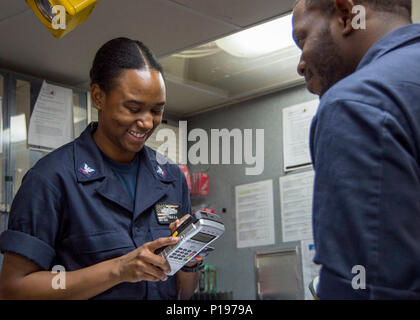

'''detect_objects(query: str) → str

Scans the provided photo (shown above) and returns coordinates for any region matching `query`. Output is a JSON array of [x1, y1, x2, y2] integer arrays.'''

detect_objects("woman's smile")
[[127, 129, 148, 142]]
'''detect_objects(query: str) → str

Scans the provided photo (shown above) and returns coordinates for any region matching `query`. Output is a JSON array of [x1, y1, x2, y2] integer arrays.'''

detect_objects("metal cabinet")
[[0, 70, 88, 267], [254, 247, 304, 300]]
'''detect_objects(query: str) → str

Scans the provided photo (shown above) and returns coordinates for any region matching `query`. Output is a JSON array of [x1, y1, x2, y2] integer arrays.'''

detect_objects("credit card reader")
[[159, 210, 225, 276]]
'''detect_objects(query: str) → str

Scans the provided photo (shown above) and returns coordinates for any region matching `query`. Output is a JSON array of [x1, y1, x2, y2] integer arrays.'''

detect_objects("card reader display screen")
[[191, 232, 216, 243]]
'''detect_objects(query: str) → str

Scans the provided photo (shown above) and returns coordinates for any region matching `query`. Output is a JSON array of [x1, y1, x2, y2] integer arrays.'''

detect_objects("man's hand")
[[116, 236, 179, 283]]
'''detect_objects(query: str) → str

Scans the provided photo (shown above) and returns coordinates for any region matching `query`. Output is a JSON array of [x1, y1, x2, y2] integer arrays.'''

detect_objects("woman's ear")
[[91, 84, 105, 111], [334, 0, 358, 37]]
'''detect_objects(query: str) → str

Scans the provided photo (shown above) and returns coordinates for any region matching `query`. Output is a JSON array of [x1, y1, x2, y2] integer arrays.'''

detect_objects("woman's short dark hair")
[[89, 37, 163, 92], [304, 0, 412, 18]]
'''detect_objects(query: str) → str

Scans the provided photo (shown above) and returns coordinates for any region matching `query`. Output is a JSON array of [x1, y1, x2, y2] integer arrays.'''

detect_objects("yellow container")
[[26, 0, 98, 38]]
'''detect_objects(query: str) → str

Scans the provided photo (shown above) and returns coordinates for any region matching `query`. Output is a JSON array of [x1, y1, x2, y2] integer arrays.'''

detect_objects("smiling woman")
[[90, 38, 167, 163], [0, 37, 199, 300]]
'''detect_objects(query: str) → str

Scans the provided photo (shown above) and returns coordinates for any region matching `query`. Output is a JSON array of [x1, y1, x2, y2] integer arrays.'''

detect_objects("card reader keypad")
[[170, 248, 197, 261], [160, 212, 225, 276]]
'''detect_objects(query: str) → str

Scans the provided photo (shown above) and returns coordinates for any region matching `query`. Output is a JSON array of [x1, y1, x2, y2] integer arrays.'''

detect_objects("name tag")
[[155, 204, 180, 225]]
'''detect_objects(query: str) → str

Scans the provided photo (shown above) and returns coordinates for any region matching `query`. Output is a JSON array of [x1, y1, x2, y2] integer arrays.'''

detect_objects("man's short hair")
[[304, 0, 412, 18]]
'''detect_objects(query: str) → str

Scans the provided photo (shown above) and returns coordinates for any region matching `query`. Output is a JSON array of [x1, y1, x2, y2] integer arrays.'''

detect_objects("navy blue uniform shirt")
[[0, 122, 191, 299], [310, 24, 420, 299]]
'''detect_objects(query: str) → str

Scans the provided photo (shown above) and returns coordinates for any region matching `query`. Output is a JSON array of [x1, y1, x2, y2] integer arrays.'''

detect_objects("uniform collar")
[[74, 122, 107, 182], [74, 122, 176, 183], [140, 144, 176, 184], [357, 24, 420, 71]]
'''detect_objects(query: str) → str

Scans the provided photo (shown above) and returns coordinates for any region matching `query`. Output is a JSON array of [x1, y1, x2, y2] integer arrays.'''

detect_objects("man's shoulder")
[[322, 51, 420, 111], [320, 25, 420, 110]]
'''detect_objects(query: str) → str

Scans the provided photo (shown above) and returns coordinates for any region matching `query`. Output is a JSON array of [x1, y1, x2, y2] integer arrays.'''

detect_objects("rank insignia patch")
[[156, 165, 166, 178], [79, 163, 95, 177]]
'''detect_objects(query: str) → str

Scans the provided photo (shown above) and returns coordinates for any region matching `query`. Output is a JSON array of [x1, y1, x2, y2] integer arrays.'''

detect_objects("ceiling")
[[1, 1, 420, 118], [0, 0, 297, 117], [160, 44, 303, 116]]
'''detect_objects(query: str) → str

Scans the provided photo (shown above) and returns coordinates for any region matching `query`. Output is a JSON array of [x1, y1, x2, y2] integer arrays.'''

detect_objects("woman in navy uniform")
[[0, 38, 200, 299]]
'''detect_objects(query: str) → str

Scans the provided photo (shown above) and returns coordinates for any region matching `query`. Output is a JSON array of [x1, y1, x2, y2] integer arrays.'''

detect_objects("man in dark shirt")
[[292, 0, 420, 299]]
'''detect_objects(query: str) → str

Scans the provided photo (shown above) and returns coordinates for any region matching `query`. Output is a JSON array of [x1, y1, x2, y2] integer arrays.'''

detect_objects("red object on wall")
[[178, 165, 191, 191], [191, 172, 209, 196], [200, 208, 215, 214]]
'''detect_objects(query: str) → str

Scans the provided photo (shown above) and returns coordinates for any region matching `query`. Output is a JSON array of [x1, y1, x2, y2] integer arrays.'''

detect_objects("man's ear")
[[91, 84, 105, 112], [334, 0, 358, 36]]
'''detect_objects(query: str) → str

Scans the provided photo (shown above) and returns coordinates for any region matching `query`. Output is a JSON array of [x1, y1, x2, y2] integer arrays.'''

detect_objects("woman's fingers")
[[169, 214, 191, 233], [143, 237, 180, 274], [119, 237, 180, 282], [147, 236, 179, 252]]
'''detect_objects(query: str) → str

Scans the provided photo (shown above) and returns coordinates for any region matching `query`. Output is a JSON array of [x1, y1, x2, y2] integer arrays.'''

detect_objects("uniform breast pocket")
[[151, 226, 172, 241], [64, 230, 135, 267]]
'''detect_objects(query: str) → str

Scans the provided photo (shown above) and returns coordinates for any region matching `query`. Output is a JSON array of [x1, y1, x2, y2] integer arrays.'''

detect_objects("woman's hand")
[[169, 214, 191, 234], [169, 214, 199, 267], [116, 236, 179, 283]]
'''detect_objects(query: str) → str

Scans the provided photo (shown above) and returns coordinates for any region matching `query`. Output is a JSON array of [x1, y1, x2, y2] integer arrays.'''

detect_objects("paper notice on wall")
[[279, 170, 314, 242], [235, 179, 275, 248], [28, 81, 74, 150], [282, 100, 319, 172], [301, 239, 321, 300]]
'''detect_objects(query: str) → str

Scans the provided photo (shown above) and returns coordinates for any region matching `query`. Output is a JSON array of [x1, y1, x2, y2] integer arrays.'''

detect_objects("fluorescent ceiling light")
[[216, 13, 294, 58]]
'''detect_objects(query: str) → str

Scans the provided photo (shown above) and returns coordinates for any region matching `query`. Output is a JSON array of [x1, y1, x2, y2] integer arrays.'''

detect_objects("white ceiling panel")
[[165, 75, 229, 116], [0, 0, 238, 86], [168, 0, 296, 27]]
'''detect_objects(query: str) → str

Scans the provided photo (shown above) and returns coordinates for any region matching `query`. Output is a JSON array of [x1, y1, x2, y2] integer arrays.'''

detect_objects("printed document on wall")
[[28, 81, 74, 150], [282, 99, 318, 171], [301, 239, 321, 300], [235, 179, 275, 248], [279, 170, 314, 242]]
